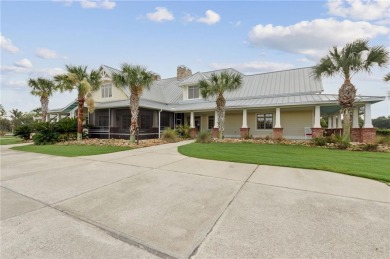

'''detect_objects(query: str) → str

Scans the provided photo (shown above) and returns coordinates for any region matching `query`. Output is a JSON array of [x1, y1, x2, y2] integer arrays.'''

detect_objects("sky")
[[1, 0, 389, 117]]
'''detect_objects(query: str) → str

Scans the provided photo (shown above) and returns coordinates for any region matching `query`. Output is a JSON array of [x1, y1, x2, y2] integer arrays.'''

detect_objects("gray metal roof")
[[52, 65, 384, 114]]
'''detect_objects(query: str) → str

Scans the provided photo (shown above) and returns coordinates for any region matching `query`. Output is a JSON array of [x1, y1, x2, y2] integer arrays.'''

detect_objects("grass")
[[12, 144, 132, 157], [178, 143, 390, 183], [0, 136, 23, 145]]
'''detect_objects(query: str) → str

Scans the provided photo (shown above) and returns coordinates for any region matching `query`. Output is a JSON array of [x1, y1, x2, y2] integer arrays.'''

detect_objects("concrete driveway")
[[1, 141, 389, 259]]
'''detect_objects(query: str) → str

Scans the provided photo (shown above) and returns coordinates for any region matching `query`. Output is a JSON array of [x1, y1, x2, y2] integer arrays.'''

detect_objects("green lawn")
[[178, 143, 390, 182], [12, 144, 132, 157], [0, 136, 23, 145]]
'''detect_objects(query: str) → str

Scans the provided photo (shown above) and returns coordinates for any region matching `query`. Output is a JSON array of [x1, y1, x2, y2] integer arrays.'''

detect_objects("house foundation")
[[240, 128, 250, 138], [361, 128, 376, 144], [350, 128, 361, 142], [189, 128, 198, 138], [212, 128, 219, 138], [311, 128, 323, 138], [272, 128, 283, 139]]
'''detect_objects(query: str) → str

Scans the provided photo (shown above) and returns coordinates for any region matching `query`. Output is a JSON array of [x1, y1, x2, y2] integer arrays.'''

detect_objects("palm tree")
[[111, 64, 154, 143], [198, 71, 243, 139], [54, 65, 102, 141], [28, 78, 58, 122], [384, 72, 390, 82], [313, 39, 389, 142]]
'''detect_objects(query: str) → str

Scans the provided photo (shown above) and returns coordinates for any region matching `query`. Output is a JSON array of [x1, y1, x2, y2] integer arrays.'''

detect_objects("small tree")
[[28, 78, 58, 122], [111, 64, 154, 143], [55, 65, 102, 141], [313, 39, 389, 142], [198, 71, 243, 139]]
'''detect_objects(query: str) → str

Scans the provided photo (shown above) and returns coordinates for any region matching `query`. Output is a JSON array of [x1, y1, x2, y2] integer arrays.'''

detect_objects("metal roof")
[[51, 65, 385, 114]]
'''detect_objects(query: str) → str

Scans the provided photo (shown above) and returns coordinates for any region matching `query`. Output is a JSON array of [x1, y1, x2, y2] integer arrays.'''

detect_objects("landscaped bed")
[[178, 142, 390, 183]]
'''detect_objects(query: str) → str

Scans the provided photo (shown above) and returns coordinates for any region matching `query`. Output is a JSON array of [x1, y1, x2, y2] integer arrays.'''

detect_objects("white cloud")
[[182, 10, 221, 25], [248, 18, 389, 61], [296, 58, 312, 63], [54, 0, 116, 10], [15, 58, 33, 68], [3, 79, 27, 88], [209, 61, 294, 74], [197, 10, 220, 25], [146, 7, 174, 22], [0, 66, 28, 74], [327, 0, 390, 21], [231, 21, 242, 28], [0, 34, 20, 53], [35, 48, 63, 59]]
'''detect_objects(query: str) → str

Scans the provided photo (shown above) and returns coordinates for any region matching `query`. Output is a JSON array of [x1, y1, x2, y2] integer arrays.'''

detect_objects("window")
[[98, 116, 109, 126], [122, 115, 131, 130], [188, 86, 199, 99], [257, 113, 273, 129], [101, 84, 112, 98], [208, 116, 214, 129]]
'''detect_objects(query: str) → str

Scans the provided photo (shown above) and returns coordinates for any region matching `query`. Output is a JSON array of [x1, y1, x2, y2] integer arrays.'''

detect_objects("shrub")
[[376, 128, 390, 136], [32, 122, 59, 145], [196, 131, 212, 144], [57, 118, 77, 141], [376, 135, 390, 146], [361, 143, 378, 152], [175, 124, 190, 139], [14, 125, 32, 140], [326, 134, 339, 144], [312, 137, 327, 146], [336, 139, 350, 150], [162, 128, 178, 143]]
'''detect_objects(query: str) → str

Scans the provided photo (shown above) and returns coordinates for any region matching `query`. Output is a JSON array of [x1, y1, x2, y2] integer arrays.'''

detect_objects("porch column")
[[240, 109, 250, 138], [351, 107, 361, 142], [332, 116, 337, 129], [328, 116, 332, 129], [108, 108, 111, 139], [311, 105, 323, 138], [362, 103, 376, 143], [274, 108, 281, 128], [212, 110, 219, 138], [363, 104, 373, 128], [189, 111, 197, 138], [337, 112, 342, 129]]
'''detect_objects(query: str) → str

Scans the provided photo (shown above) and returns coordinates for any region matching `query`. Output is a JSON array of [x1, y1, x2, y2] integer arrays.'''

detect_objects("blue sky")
[[1, 0, 389, 117]]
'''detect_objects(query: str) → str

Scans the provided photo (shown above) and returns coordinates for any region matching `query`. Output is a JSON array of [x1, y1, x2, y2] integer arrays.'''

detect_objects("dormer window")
[[101, 84, 112, 98], [188, 85, 200, 99]]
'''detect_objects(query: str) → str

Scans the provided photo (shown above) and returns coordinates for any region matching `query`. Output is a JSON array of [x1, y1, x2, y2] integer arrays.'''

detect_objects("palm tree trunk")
[[338, 79, 356, 142], [216, 94, 226, 139], [77, 97, 85, 141], [40, 97, 49, 122], [129, 91, 140, 143]]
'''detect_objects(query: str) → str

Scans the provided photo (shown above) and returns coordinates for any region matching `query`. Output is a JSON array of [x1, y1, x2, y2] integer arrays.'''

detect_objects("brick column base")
[[311, 128, 324, 138], [350, 128, 361, 142], [272, 128, 283, 139], [212, 128, 219, 138], [240, 128, 250, 138], [189, 128, 198, 138], [361, 128, 376, 144]]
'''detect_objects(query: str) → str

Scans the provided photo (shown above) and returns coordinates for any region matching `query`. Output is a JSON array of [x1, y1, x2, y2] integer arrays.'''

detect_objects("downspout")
[[158, 109, 162, 139]]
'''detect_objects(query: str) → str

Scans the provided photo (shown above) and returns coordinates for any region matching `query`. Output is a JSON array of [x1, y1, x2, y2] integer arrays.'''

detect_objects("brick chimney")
[[177, 65, 192, 80]]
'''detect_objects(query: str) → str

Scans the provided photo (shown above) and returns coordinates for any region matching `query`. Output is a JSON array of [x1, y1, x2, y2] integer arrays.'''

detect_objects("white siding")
[[91, 80, 128, 103]]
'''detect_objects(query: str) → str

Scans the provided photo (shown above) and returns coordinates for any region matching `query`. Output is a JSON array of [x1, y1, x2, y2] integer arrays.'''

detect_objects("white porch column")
[[190, 112, 195, 128], [214, 111, 218, 128], [328, 116, 332, 129], [337, 112, 343, 128], [332, 116, 337, 129], [274, 108, 281, 128], [313, 105, 321, 128], [242, 109, 248, 128], [363, 103, 373, 128], [152, 111, 158, 127], [352, 107, 359, 128]]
